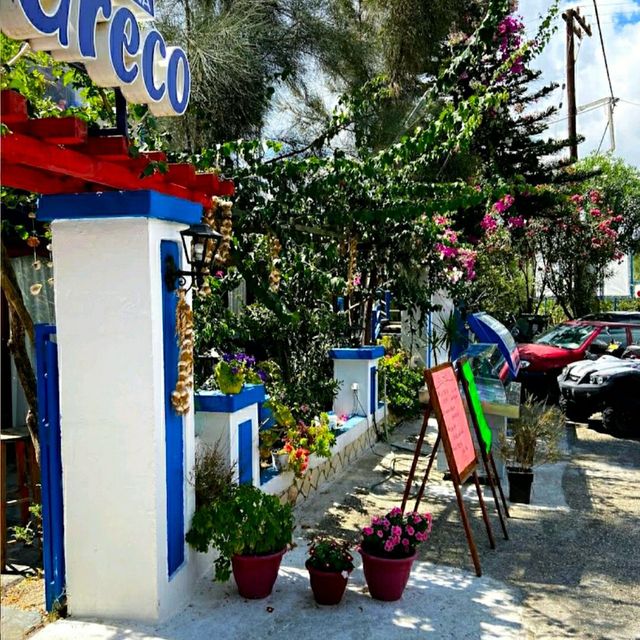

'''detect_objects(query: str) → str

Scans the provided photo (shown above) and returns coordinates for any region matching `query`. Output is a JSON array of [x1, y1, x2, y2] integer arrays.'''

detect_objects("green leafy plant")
[[306, 537, 354, 573], [186, 484, 294, 582], [379, 351, 423, 419], [499, 395, 565, 471], [10, 504, 42, 548]]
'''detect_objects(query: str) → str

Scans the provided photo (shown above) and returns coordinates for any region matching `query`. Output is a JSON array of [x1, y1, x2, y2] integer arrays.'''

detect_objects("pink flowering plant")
[[360, 507, 433, 559]]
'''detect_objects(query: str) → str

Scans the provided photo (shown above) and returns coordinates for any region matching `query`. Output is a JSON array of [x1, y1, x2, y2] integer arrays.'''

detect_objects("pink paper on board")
[[430, 366, 476, 478]]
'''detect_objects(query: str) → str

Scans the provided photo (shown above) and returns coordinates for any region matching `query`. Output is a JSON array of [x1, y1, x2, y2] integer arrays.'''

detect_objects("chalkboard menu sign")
[[426, 363, 477, 484]]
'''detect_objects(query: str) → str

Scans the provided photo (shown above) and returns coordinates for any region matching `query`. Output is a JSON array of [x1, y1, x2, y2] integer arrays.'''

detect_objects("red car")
[[517, 320, 640, 399]]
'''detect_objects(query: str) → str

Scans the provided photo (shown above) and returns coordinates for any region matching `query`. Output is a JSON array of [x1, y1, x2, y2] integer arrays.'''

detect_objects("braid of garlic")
[[215, 200, 233, 266], [347, 237, 357, 294], [198, 200, 220, 297], [171, 288, 194, 415], [269, 236, 282, 292]]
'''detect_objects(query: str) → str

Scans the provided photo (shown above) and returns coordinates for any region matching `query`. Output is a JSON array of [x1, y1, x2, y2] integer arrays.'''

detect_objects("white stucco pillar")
[[38, 190, 208, 622], [194, 384, 265, 488], [330, 347, 385, 421]]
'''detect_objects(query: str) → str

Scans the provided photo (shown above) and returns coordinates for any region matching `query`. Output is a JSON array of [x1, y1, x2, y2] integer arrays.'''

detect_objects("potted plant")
[[215, 352, 264, 395], [186, 484, 294, 599], [359, 507, 432, 601], [499, 394, 565, 504], [305, 537, 354, 605]]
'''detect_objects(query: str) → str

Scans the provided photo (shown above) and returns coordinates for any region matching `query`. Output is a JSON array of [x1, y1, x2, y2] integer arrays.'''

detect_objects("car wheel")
[[559, 396, 592, 423], [602, 405, 637, 437]]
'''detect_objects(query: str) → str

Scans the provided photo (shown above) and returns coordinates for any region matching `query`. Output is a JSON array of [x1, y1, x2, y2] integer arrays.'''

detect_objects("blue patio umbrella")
[[467, 312, 521, 377]]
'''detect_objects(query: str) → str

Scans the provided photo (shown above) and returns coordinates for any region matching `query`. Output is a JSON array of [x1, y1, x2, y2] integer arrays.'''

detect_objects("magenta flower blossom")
[[406, 525, 415, 536], [507, 216, 525, 229], [363, 527, 373, 536], [434, 215, 448, 226], [391, 526, 402, 537], [481, 215, 498, 232], [377, 530, 384, 538]]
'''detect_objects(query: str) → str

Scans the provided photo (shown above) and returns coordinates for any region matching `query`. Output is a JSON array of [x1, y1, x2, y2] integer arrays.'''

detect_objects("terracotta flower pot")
[[306, 561, 351, 605], [231, 548, 286, 599], [359, 548, 417, 601]]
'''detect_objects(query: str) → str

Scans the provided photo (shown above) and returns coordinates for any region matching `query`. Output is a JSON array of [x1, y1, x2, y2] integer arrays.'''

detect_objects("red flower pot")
[[306, 561, 351, 605], [359, 548, 417, 601], [231, 548, 286, 599]]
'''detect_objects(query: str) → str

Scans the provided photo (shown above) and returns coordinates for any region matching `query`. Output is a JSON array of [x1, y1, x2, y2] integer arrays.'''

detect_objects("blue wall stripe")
[[369, 366, 377, 415], [238, 419, 253, 485], [35, 324, 65, 612], [161, 241, 185, 577]]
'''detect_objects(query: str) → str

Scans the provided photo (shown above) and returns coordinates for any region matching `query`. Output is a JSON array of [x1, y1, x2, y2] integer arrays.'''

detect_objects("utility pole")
[[562, 8, 592, 162]]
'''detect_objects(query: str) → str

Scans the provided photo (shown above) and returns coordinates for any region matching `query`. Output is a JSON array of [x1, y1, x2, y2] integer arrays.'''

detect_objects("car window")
[[599, 326, 629, 347], [533, 323, 595, 349], [631, 328, 640, 345]]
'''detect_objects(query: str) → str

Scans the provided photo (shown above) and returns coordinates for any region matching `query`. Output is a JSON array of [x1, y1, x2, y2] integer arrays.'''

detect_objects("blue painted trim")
[[258, 396, 275, 430], [369, 366, 377, 415], [37, 190, 202, 224], [161, 241, 185, 577], [195, 384, 266, 413], [238, 419, 253, 485], [330, 346, 385, 360], [35, 325, 66, 612]]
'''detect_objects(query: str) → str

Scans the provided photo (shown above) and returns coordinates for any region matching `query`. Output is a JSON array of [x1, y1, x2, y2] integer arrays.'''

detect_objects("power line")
[[592, 0, 616, 100]]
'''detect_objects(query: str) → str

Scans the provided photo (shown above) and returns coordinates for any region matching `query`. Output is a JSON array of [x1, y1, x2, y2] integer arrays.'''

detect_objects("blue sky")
[[521, 1, 640, 167]]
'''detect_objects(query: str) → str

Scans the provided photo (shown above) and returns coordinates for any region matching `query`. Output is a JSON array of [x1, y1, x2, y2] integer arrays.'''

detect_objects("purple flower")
[[363, 527, 374, 536], [391, 526, 402, 537], [406, 526, 415, 536], [376, 530, 384, 538]]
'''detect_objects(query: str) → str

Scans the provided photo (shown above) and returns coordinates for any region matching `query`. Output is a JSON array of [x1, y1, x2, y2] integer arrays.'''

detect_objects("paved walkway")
[[19, 417, 640, 639]]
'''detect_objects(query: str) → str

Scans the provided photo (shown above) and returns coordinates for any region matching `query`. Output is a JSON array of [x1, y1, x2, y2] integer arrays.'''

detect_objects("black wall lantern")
[[164, 223, 223, 291]]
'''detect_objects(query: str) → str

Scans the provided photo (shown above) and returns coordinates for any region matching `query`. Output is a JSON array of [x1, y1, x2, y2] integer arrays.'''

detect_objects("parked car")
[[557, 346, 640, 434], [580, 311, 640, 322], [517, 319, 640, 400]]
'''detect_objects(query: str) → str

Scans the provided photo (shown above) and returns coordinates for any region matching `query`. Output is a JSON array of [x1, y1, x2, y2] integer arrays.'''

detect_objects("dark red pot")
[[231, 548, 286, 599], [306, 561, 351, 605], [359, 549, 417, 601]]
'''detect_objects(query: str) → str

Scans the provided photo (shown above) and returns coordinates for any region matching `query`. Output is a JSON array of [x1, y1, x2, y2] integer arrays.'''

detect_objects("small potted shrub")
[[359, 507, 432, 601], [499, 394, 565, 504], [306, 538, 354, 605], [215, 352, 264, 395], [186, 484, 294, 599]]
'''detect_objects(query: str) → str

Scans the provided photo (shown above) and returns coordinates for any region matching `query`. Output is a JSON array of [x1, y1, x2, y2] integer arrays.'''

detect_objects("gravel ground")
[[295, 417, 640, 640]]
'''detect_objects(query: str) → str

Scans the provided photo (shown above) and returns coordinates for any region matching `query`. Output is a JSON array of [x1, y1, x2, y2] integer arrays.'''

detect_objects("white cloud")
[[521, 1, 640, 167]]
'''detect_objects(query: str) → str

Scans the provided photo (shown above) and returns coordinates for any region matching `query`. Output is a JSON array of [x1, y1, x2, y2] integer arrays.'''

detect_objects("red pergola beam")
[[0, 90, 235, 202], [10, 116, 88, 146], [1, 90, 28, 124], [1, 132, 212, 205], [2, 163, 88, 195]]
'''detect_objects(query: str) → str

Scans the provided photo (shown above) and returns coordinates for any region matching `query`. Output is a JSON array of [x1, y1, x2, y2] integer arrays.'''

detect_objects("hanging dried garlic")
[[347, 237, 358, 294], [171, 288, 194, 415], [215, 200, 233, 266], [269, 236, 282, 292]]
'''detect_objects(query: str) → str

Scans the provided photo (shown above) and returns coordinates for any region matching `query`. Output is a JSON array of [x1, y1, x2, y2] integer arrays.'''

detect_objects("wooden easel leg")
[[401, 406, 431, 513], [453, 479, 482, 577], [413, 432, 440, 512], [473, 471, 496, 550], [480, 449, 509, 540], [490, 454, 510, 518]]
